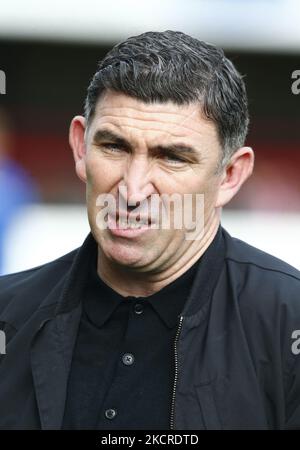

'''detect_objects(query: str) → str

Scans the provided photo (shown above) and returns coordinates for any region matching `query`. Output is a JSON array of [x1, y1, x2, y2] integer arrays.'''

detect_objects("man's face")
[[80, 90, 223, 273]]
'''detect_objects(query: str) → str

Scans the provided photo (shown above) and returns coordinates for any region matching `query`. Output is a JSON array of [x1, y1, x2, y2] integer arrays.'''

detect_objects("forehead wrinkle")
[[112, 122, 217, 142], [175, 105, 203, 129], [95, 112, 199, 130], [95, 104, 206, 130], [94, 114, 215, 140], [94, 91, 218, 140], [92, 100, 219, 149], [113, 125, 194, 149], [95, 104, 201, 120]]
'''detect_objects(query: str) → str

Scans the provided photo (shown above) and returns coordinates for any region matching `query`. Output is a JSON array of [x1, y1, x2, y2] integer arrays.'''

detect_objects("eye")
[[102, 143, 124, 152], [163, 154, 186, 165]]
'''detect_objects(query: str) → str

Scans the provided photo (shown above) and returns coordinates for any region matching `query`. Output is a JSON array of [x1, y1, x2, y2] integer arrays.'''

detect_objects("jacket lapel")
[[29, 233, 97, 429], [30, 304, 82, 429]]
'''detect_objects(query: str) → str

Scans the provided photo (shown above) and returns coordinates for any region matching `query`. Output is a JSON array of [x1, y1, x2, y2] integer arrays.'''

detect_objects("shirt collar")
[[143, 260, 199, 328], [84, 259, 198, 329], [83, 260, 124, 328]]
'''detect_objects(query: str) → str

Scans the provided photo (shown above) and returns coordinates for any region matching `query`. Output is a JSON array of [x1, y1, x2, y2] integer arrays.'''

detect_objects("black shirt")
[[62, 254, 200, 429]]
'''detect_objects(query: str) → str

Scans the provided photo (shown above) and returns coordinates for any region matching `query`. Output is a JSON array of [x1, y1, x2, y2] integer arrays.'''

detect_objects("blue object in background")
[[0, 157, 40, 275]]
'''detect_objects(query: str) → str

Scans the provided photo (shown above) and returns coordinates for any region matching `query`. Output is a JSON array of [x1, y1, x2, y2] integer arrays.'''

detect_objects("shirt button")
[[134, 302, 144, 315], [122, 353, 135, 366], [105, 408, 117, 420]]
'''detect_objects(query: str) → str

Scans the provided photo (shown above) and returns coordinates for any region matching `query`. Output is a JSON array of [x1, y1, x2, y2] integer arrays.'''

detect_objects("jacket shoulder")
[[222, 226, 300, 318], [223, 227, 300, 281], [0, 248, 78, 319], [222, 227, 300, 337]]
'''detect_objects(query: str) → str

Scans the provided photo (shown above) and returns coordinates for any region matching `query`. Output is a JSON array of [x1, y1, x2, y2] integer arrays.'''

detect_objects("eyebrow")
[[93, 129, 131, 149], [92, 128, 201, 162]]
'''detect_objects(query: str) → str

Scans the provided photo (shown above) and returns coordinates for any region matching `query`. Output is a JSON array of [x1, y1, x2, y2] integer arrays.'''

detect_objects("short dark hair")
[[85, 30, 249, 166]]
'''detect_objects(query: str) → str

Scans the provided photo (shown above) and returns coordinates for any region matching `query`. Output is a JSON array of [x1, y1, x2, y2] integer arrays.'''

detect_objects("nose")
[[120, 155, 155, 207]]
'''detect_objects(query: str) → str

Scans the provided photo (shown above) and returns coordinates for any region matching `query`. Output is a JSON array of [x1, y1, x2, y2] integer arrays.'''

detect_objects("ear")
[[69, 115, 87, 183], [215, 146, 255, 208]]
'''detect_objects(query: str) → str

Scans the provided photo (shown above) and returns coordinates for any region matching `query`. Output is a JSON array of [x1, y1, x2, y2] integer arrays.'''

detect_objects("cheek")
[[180, 170, 220, 215], [202, 178, 221, 212], [156, 168, 201, 195], [86, 154, 121, 194]]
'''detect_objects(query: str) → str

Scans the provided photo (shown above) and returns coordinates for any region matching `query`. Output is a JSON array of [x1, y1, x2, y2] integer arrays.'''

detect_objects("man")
[[0, 30, 299, 430]]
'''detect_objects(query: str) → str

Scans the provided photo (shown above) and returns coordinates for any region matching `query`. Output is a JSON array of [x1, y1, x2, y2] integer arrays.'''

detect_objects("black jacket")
[[0, 226, 300, 430]]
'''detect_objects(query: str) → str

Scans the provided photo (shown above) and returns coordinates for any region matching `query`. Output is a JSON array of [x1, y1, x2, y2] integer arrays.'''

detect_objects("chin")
[[104, 242, 148, 268]]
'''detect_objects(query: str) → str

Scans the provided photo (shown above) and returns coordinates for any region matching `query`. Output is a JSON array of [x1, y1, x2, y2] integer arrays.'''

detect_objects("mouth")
[[106, 211, 157, 238], [115, 211, 154, 228]]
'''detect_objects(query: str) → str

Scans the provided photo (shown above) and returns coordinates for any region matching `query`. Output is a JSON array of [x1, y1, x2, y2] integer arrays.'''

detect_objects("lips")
[[116, 211, 154, 226], [107, 214, 154, 238]]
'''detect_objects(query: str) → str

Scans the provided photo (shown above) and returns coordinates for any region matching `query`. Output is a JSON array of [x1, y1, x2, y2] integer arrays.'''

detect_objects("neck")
[[97, 212, 221, 297]]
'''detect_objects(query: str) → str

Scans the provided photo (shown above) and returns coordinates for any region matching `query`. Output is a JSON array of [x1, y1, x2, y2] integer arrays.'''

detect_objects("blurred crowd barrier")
[[1, 204, 300, 275]]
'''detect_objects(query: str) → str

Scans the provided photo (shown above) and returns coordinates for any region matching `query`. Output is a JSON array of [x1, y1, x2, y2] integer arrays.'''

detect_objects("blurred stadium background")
[[0, 0, 299, 274]]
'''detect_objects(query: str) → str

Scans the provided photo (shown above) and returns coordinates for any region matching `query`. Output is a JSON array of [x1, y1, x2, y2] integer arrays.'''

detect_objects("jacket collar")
[[53, 225, 225, 320], [181, 224, 225, 318], [54, 232, 98, 316]]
